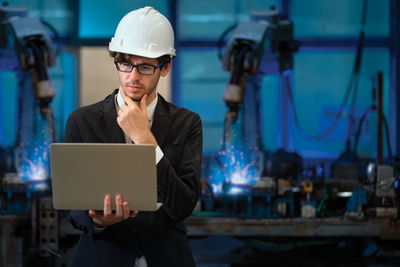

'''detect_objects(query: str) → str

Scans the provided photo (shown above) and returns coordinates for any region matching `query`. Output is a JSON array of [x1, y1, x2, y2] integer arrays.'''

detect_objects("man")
[[64, 7, 202, 267]]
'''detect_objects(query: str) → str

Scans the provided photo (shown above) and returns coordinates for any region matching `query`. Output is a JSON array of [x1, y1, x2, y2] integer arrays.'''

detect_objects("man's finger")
[[140, 94, 147, 112], [89, 211, 103, 223], [115, 194, 123, 217], [104, 194, 112, 217], [120, 87, 130, 104], [123, 201, 130, 219], [119, 87, 126, 98], [88, 210, 97, 218], [117, 109, 124, 117], [122, 94, 135, 107], [130, 210, 139, 218]]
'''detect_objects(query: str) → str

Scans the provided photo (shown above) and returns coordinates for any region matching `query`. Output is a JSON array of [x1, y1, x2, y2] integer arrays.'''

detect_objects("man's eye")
[[140, 65, 153, 71]]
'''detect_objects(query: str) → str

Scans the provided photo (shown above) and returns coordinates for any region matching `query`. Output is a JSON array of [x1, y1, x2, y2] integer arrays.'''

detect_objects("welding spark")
[[207, 145, 259, 195], [227, 186, 244, 195], [206, 108, 261, 195], [18, 142, 50, 182], [22, 157, 47, 181]]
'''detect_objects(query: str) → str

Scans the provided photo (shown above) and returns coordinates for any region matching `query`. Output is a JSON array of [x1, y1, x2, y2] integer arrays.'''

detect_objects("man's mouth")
[[126, 85, 142, 91]]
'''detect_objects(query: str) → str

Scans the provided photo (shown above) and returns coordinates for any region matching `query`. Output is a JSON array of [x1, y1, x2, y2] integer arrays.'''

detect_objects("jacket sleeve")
[[156, 113, 203, 222], [64, 112, 95, 236]]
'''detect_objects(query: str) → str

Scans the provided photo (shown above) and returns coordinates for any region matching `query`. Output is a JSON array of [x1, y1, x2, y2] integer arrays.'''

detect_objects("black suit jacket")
[[64, 90, 202, 267]]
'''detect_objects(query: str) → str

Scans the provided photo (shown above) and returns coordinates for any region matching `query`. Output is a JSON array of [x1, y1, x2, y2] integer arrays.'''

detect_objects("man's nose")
[[127, 67, 141, 80]]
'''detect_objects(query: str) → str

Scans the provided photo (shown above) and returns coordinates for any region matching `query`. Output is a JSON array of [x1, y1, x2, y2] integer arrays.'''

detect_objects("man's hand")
[[88, 194, 138, 227], [117, 90, 157, 145]]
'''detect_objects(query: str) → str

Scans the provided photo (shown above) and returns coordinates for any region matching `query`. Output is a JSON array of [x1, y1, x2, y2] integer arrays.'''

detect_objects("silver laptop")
[[50, 143, 161, 211]]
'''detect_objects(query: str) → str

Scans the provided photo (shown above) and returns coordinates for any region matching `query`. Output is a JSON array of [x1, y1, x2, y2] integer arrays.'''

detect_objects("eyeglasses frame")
[[114, 59, 166, 75]]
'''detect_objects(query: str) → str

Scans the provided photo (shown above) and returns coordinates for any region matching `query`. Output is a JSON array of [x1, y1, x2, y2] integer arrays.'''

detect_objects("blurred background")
[[0, 0, 399, 266]]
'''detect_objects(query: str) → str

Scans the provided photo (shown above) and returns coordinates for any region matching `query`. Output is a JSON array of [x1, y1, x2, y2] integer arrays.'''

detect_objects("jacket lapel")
[[151, 94, 172, 147], [103, 89, 125, 143]]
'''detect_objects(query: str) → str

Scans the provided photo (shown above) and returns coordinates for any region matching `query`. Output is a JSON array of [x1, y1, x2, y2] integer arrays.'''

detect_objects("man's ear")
[[161, 62, 171, 77]]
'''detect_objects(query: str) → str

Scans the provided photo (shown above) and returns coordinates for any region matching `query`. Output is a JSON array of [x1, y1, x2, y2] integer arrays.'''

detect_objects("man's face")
[[117, 55, 170, 103]]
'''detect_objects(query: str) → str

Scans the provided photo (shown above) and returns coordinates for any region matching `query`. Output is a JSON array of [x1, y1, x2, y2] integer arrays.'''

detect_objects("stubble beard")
[[123, 84, 156, 103]]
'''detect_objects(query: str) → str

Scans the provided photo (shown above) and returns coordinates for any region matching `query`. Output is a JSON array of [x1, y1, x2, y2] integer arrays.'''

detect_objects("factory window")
[[50, 52, 78, 142], [8, 0, 75, 35], [78, 0, 169, 38], [291, 0, 389, 37], [0, 72, 18, 147], [179, 0, 280, 39]]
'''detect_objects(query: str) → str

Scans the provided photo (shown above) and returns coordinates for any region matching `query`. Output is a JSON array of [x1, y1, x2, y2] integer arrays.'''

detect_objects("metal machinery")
[[192, 7, 400, 266], [0, 5, 63, 266]]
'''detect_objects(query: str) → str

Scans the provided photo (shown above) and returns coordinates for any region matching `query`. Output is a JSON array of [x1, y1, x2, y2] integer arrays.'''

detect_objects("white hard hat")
[[109, 6, 176, 58]]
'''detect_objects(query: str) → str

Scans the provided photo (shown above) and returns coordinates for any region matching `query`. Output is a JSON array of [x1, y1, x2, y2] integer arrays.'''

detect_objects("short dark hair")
[[109, 51, 173, 69]]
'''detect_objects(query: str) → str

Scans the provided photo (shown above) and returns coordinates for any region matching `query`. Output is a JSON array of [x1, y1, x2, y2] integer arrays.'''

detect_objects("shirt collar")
[[117, 88, 158, 122]]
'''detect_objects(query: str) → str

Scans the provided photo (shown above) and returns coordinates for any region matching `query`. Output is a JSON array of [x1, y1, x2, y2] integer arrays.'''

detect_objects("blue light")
[[18, 141, 50, 181], [282, 69, 293, 76], [206, 110, 261, 195], [226, 186, 245, 195], [29, 181, 50, 192], [218, 145, 258, 186], [17, 107, 52, 184]]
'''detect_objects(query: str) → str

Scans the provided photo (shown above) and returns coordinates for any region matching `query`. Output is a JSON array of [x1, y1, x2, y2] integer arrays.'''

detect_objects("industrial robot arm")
[[0, 6, 56, 110], [221, 9, 297, 117], [220, 9, 297, 148], [222, 20, 271, 116]]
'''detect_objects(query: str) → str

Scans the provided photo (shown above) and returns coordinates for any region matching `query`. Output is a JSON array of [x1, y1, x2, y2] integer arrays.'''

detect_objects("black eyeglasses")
[[114, 59, 165, 75]]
